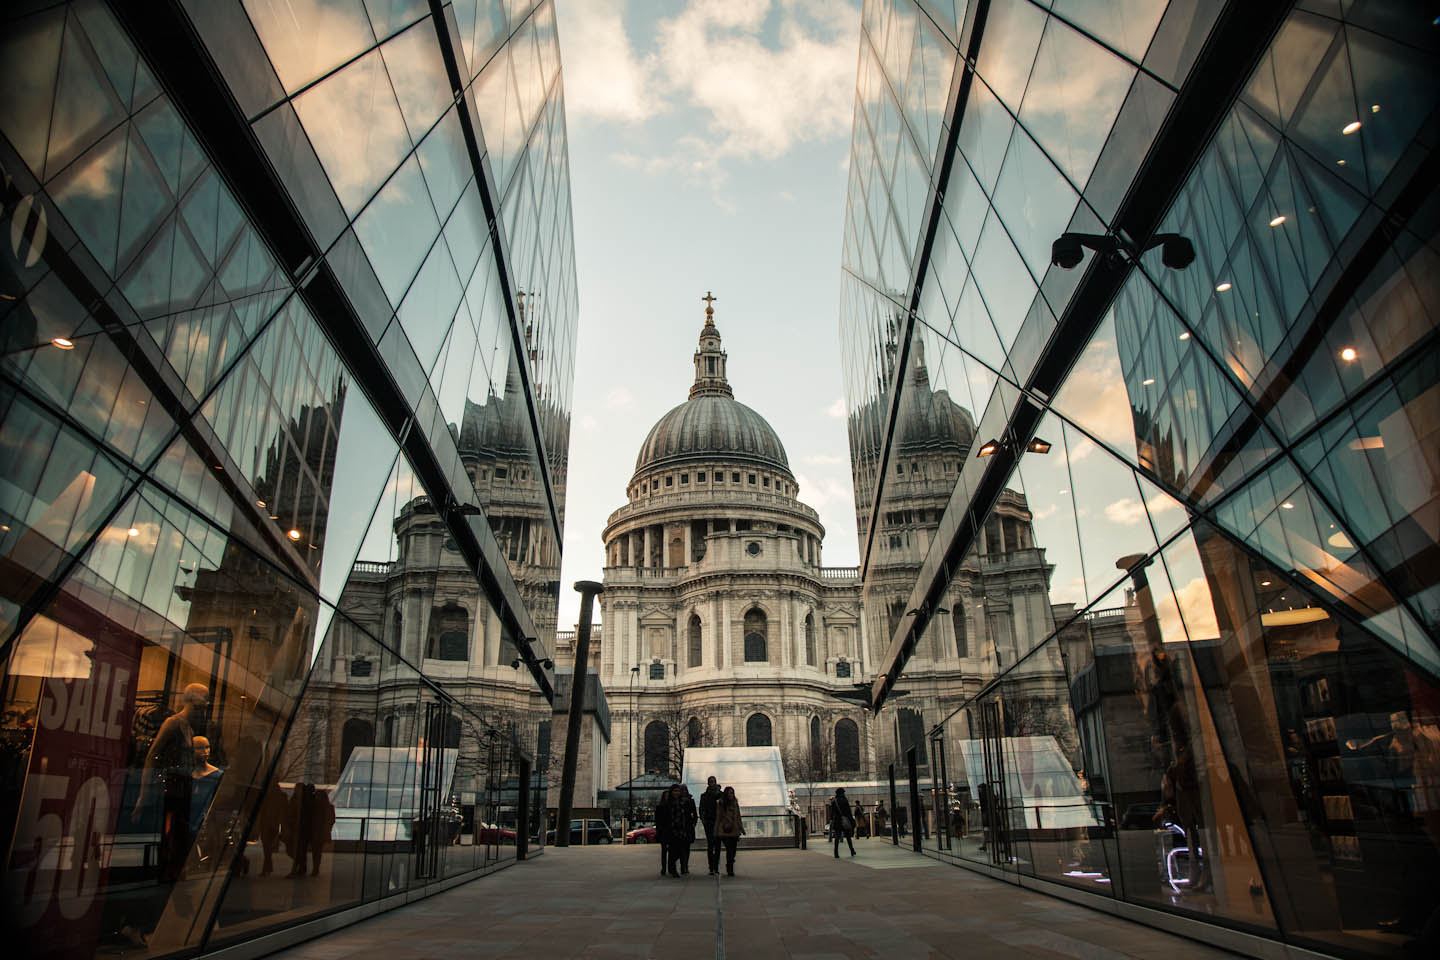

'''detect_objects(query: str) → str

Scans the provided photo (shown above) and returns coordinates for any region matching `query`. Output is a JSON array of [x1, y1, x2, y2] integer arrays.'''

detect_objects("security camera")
[[1157, 234, 1196, 270], [1050, 235, 1084, 269]]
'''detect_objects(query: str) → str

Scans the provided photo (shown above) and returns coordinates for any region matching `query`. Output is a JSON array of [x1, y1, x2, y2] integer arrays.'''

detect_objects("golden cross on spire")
[[702, 291, 717, 321]]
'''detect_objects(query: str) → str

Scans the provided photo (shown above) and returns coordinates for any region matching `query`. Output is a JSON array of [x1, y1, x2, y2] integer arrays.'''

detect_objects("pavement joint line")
[[714, 869, 724, 960]]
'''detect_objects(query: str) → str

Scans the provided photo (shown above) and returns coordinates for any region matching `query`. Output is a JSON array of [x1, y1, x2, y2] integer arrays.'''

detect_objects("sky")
[[551, 0, 864, 629]]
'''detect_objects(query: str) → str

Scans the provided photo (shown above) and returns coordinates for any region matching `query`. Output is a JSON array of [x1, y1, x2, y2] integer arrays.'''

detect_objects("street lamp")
[[629, 664, 640, 831]]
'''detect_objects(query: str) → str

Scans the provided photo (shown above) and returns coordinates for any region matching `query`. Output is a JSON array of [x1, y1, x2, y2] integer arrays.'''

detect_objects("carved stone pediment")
[[638, 606, 674, 623]]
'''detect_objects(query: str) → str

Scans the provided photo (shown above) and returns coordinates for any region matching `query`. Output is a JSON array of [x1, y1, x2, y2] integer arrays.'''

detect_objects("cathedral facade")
[[595, 300, 1062, 802]]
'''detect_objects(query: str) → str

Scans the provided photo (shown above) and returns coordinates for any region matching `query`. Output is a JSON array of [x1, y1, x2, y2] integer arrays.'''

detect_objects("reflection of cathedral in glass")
[[838, 0, 1440, 955], [0, 2, 577, 957]]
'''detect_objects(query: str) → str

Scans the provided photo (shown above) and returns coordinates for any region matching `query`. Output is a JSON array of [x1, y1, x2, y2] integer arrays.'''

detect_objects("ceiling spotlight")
[[1215, 282, 1232, 292], [287, 528, 302, 540], [976, 438, 1002, 458], [51, 337, 75, 350], [1371, 104, 1380, 113], [1269, 215, 1287, 227], [256, 500, 266, 508], [1342, 120, 1361, 135], [1260, 580, 1272, 587], [1025, 437, 1052, 454], [1178, 332, 1191, 341], [1142, 378, 1156, 386], [1337, 159, 1346, 166], [1339, 347, 1358, 362], [1280, 502, 1295, 510], [127, 527, 140, 537]]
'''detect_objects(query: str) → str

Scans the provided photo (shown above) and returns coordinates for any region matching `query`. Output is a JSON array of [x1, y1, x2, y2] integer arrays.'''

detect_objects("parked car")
[[546, 818, 613, 844], [625, 825, 656, 844], [475, 822, 516, 844]]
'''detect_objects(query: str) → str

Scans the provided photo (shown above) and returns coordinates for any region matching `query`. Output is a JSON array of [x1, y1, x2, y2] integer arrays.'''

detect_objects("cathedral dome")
[[634, 394, 791, 476], [631, 294, 793, 483]]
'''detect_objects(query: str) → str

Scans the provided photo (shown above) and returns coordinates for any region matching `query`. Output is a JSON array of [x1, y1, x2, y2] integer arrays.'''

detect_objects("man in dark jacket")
[[698, 776, 722, 875]]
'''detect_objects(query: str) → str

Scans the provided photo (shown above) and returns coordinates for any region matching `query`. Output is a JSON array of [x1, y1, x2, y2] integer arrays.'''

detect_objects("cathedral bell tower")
[[690, 291, 733, 399]]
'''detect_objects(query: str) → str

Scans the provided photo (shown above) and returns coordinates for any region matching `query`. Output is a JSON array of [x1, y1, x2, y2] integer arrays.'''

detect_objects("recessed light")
[[213, 464, 223, 470], [1342, 120, 1361, 135], [1215, 282, 1232, 292], [269, 515, 279, 520], [1281, 502, 1295, 510], [257, 500, 266, 508], [127, 527, 140, 537], [1339, 347, 1358, 362], [1142, 378, 1156, 386], [1337, 159, 1346, 166], [287, 529, 302, 541], [1178, 331, 1191, 341], [51, 337, 75, 350], [1269, 215, 1287, 227], [1370, 104, 1380, 113], [1260, 580, 1272, 587]]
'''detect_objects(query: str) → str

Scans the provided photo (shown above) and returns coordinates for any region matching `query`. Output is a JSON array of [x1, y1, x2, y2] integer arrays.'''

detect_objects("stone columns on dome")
[[683, 524, 692, 566], [643, 526, 653, 570]]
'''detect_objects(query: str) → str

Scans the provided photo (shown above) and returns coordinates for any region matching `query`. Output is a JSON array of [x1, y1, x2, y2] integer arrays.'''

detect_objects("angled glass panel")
[[1019, 15, 1136, 189], [1063, 418, 1162, 606], [353, 154, 440, 307], [1052, 0, 1169, 63], [291, 45, 412, 217], [242, 0, 377, 94], [973, 0, 1046, 110]]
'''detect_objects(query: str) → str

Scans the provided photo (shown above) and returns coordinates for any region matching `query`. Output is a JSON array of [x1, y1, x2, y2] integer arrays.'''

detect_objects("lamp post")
[[628, 664, 639, 831]]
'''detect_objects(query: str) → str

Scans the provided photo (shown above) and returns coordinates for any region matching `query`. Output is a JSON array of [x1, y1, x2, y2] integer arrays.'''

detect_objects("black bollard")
[[555, 580, 603, 846]]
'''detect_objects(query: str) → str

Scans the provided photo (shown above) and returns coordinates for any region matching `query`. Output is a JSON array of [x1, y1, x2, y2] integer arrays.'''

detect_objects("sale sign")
[[5, 619, 141, 958]]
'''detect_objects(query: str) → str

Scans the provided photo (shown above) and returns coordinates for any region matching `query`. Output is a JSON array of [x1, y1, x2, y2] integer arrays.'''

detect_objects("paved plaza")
[[267, 837, 1239, 959]]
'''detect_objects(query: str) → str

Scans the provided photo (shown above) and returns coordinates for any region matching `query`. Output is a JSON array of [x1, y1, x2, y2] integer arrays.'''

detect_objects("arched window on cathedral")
[[952, 605, 968, 658], [744, 608, 767, 662], [897, 708, 927, 765], [835, 718, 860, 771], [804, 613, 816, 666], [809, 716, 822, 767], [746, 713, 772, 747], [644, 720, 669, 774], [688, 614, 702, 668], [886, 599, 906, 639], [687, 716, 703, 747], [427, 602, 469, 660], [341, 718, 373, 772]]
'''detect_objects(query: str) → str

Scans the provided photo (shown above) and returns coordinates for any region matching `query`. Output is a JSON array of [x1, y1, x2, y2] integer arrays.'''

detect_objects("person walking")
[[699, 776, 722, 874], [654, 785, 677, 877], [830, 787, 857, 858], [668, 784, 698, 876], [715, 786, 744, 877], [853, 799, 868, 838]]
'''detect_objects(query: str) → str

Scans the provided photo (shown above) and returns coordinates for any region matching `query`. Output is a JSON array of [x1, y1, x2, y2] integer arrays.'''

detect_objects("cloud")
[[804, 453, 849, 466], [604, 386, 634, 408], [826, 397, 847, 418], [1157, 575, 1221, 642], [655, 1, 858, 159], [561, 0, 859, 162], [556, 0, 663, 124]]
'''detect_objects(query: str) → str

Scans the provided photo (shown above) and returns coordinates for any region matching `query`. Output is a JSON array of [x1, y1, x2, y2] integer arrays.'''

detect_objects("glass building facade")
[[0, 1, 576, 957], [840, 1, 1437, 956]]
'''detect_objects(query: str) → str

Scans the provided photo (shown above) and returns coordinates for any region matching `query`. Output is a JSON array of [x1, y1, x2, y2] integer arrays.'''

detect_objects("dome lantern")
[[690, 291, 732, 399]]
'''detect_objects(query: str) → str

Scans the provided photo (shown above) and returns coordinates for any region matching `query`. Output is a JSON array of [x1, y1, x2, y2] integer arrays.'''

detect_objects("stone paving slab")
[[265, 837, 1241, 959]]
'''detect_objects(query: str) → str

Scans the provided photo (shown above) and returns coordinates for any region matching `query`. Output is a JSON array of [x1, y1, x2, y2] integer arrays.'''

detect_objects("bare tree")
[[643, 705, 712, 780], [783, 740, 835, 833]]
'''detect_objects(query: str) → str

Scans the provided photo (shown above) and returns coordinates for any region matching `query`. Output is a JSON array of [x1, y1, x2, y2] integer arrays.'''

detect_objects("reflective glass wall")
[[841, 1, 1438, 956], [0, 2, 575, 957]]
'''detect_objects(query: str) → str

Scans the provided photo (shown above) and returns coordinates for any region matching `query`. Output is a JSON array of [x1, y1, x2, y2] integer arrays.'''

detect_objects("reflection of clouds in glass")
[[1158, 575, 1221, 642], [1103, 492, 1179, 526], [1020, 17, 1134, 186], [243, 0, 375, 93], [10, 615, 94, 679], [1055, 333, 1138, 461], [292, 47, 412, 215]]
